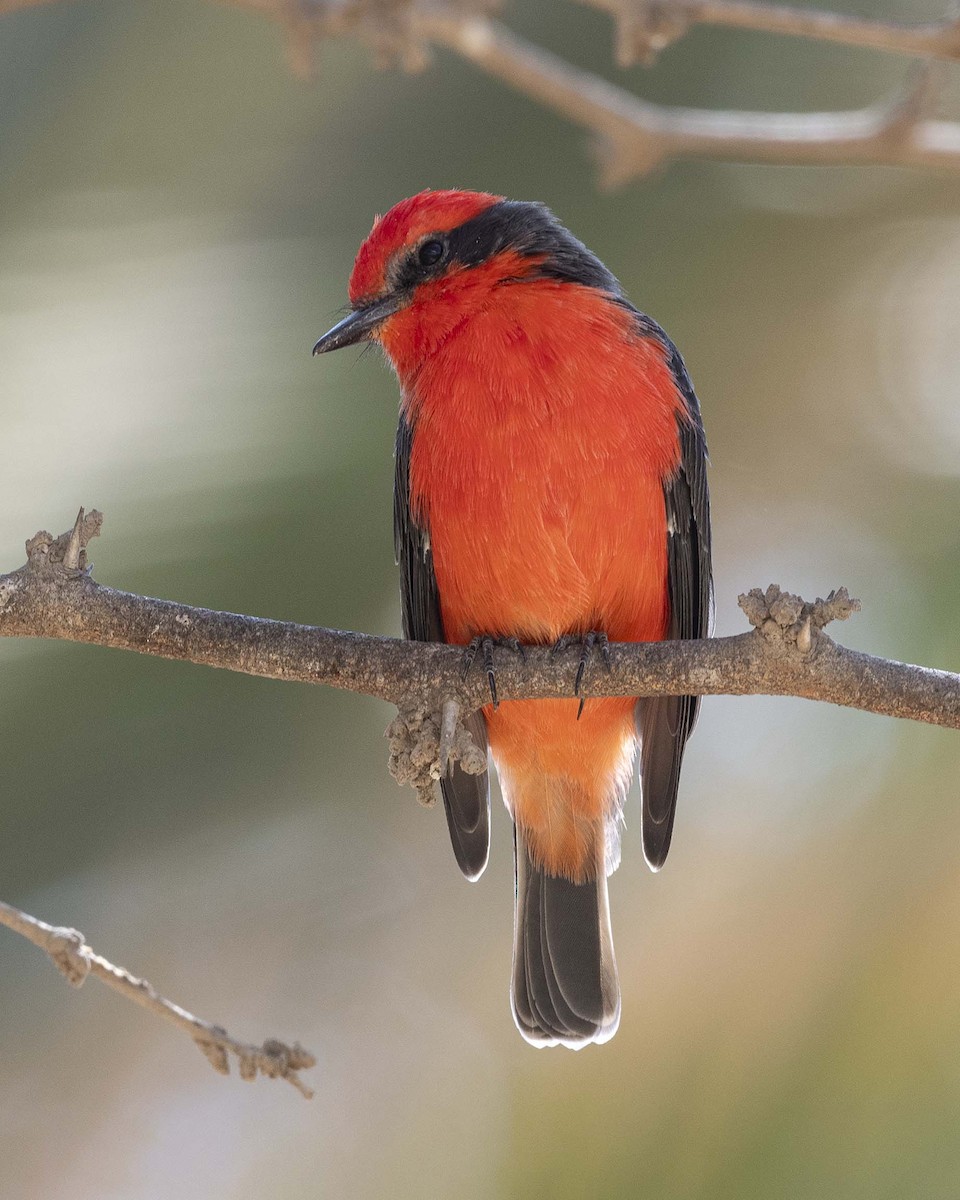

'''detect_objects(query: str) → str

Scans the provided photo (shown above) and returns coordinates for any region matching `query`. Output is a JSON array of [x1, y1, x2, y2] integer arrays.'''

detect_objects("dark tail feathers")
[[511, 826, 620, 1048], [440, 711, 490, 881]]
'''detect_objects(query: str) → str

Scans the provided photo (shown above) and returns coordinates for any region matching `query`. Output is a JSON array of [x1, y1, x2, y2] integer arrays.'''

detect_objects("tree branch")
[[227, 2, 960, 180], [2, 511, 957, 736], [1, 512, 956, 1081], [3, 1, 959, 177], [415, 15, 960, 183], [0, 896, 317, 1098], [579, 0, 960, 67]]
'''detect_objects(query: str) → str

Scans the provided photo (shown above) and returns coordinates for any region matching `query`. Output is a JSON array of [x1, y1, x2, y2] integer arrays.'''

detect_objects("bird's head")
[[312, 189, 620, 375]]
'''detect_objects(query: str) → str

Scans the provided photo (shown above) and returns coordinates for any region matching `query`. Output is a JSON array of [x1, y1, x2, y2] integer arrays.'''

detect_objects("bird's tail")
[[510, 819, 621, 1049]]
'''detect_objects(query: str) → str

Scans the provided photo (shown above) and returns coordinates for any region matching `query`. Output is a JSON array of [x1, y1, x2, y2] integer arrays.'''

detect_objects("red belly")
[[403, 283, 684, 866]]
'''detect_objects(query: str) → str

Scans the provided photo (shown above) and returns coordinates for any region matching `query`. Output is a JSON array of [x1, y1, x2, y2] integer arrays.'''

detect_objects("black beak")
[[312, 294, 403, 355]]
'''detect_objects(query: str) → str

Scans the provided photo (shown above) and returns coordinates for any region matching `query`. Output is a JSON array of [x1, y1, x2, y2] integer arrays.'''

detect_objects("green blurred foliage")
[[0, 2, 959, 1198]]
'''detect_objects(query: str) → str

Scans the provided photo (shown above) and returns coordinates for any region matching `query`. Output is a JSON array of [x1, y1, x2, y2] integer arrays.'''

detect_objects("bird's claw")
[[461, 635, 525, 708], [498, 636, 525, 661], [554, 631, 612, 719]]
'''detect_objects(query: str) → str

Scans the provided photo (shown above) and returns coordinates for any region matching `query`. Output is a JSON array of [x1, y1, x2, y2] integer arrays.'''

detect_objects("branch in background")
[[0, 898, 317, 1098], [2, 510, 958, 735], [232, 1, 960, 181], [579, 0, 960, 67], [3, 0, 960, 178], [419, 17, 960, 184]]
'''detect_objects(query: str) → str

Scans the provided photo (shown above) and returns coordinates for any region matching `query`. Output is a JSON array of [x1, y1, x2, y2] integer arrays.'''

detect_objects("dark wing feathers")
[[394, 415, 491, 881], [632, 315, 712, 870]]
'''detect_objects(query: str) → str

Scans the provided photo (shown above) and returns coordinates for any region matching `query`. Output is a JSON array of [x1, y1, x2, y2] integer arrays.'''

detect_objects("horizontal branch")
[[579, 0, 960, 66], [419, 15, 960, 183], [2, 511, 958, 732], [4, 0, 959, 178], [8, 0, 960, 65], [216, 1, 960, 179], [0, 897, 316, 1097]]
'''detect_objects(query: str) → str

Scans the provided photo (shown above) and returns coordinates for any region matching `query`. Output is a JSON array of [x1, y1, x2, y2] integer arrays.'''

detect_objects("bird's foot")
[[552, 631, 612, 719], [461, 635, 525, 708]]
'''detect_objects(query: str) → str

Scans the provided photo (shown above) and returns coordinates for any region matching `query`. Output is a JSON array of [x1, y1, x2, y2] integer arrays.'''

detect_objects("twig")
[[419, 16, 960, 183], [3, 0, 960, 178], [438, 696, 460, 775], [580, 0, 960, 66], [218, 2, 960, 179], [1, 512, 957, 732], [0, 899, 317, 1097]]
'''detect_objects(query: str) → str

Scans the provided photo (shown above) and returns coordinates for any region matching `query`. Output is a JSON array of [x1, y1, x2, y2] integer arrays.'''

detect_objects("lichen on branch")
[[0, 509, 957, 731], [0, 900, 317, 1098]]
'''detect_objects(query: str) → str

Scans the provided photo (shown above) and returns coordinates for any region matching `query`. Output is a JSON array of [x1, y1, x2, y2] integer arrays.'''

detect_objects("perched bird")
[[314, 190, 711, 1048]]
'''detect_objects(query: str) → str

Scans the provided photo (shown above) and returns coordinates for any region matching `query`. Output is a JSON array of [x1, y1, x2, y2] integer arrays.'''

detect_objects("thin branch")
[[0, 898, 317, 1097], [219, 2, 960, 180], [3, 0, 960, 177], [580, 0, 960, 66], [417, 16, 960, 183], [1, 512, 957, 732], [8, 0, 960, 66]]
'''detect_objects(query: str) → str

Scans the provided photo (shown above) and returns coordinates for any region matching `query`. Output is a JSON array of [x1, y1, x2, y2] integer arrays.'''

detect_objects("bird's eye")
[[418, 240, 445, 268]]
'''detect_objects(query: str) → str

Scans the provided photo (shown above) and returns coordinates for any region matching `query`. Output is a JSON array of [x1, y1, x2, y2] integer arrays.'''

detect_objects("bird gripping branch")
[[314, 190, 711, 1048]]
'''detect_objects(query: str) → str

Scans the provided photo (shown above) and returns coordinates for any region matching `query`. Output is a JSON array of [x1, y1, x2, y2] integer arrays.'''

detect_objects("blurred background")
[[1, 1, 959, 1196]]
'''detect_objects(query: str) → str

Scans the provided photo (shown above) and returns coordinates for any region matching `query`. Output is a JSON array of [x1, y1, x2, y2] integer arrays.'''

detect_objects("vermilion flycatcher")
[[314, 190, 711, 1048]]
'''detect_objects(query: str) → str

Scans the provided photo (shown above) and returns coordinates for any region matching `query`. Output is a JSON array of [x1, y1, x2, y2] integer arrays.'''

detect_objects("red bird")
[[314, 190, 711, 1048]]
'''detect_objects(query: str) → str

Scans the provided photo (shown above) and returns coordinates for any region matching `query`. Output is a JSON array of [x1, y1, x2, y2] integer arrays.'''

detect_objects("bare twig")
[[419, 17, 960, 183], [221, 2, 960, 179], [580, 0, 960, 66], [0, 899, 317, 1097], [438, 696, 460, 776], [1, 512, 957, 737], [2, 1, 959, 177], [8, 0, 960, 67]]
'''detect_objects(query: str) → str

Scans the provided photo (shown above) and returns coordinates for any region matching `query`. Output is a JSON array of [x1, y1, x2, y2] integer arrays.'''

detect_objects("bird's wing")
[[394, 413, 491, 881], [631, 315, 713, 870]]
